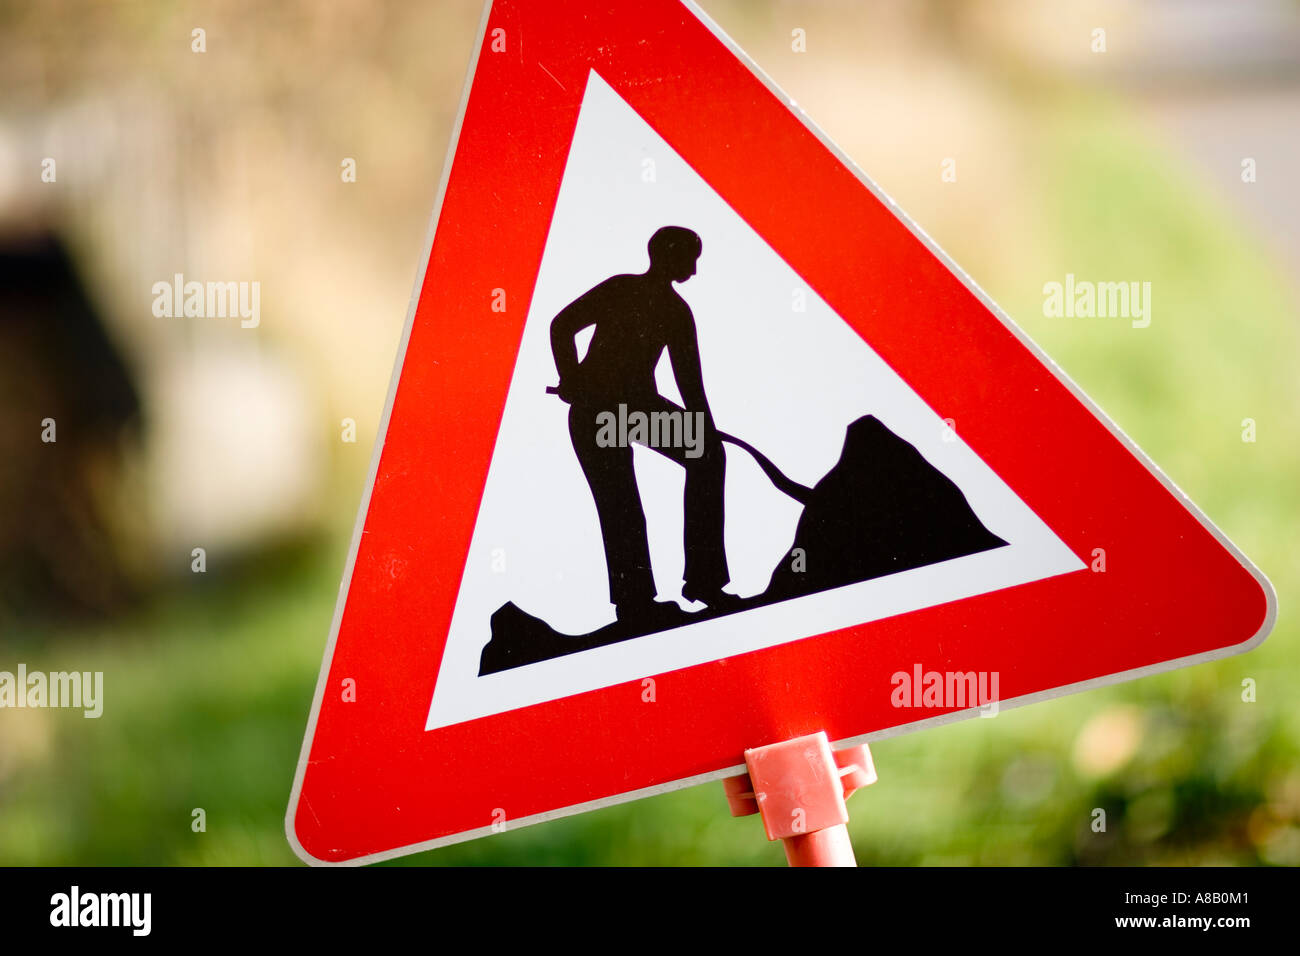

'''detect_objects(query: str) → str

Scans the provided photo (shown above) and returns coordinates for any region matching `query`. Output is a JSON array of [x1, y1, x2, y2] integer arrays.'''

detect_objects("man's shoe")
[[681, 585, 745, 613]]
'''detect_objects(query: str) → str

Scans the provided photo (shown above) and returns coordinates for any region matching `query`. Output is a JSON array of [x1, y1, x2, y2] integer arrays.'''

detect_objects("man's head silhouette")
[[647, 226, 702, 283]]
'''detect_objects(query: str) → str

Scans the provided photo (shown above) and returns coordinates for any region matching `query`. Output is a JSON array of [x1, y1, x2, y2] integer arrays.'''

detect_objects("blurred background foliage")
[[0, 0, 1297, 865]]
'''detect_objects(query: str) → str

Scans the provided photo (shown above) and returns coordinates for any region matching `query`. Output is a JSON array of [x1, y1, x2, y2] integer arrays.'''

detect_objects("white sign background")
[[425, 71, 1083, 730]]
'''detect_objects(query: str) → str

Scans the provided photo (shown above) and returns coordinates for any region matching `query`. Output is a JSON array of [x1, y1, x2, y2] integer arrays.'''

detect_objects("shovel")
[[546, 385, 812, 505]]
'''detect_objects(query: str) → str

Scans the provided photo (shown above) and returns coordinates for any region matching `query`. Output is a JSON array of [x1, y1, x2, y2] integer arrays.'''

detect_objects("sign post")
[[724, 733, 876, 867]]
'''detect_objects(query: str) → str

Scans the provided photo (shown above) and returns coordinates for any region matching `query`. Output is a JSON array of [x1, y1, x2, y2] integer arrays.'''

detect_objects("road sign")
[[287, 0, 1275, 865]]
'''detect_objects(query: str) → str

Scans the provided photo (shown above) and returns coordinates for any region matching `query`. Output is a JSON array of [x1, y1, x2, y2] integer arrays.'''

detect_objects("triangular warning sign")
[[425, 70, 1084, 730], [288, 0, 1274, 865]]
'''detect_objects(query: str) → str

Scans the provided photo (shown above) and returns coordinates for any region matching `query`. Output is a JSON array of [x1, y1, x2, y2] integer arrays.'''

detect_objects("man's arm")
[[665, 303, 712, 423], [550, 285, 603, 397]]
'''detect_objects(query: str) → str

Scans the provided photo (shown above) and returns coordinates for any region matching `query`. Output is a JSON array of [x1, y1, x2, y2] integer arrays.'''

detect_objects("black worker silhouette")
[[478, 226, 1009, 675], [550, 226, 735, 623]]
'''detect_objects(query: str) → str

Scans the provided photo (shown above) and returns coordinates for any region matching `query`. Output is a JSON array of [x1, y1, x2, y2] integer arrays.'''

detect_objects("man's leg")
[[682, 430, 730, 597], [637, 399, 731, 600], [567, 403, 657, 614]]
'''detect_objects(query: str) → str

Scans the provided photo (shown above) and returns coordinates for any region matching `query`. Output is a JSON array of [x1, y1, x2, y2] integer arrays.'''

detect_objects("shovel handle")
[[545, 384, 811, 506]]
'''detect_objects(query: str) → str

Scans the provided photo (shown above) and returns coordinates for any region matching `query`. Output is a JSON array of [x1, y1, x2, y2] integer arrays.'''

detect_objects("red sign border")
[[286, 0, 1275, 865]]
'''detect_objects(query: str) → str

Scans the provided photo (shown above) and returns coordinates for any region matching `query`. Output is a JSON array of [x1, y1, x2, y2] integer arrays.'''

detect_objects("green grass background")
[[2, 84, 1296, 868]]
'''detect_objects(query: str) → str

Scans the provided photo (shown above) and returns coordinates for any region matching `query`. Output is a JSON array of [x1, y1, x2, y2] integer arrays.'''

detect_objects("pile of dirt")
[[763, 415, 1006, 600]]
